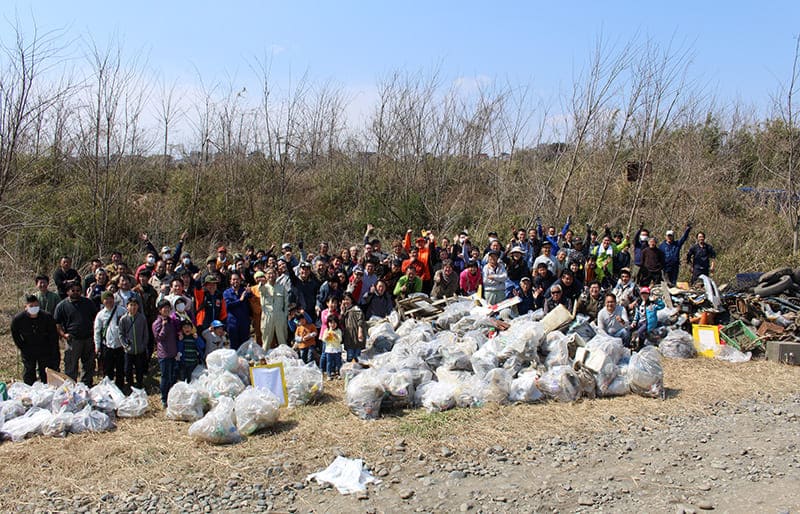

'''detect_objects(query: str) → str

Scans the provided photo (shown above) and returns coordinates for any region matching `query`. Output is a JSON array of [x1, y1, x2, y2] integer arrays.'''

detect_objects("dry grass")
[[0, 356, 798, 507]]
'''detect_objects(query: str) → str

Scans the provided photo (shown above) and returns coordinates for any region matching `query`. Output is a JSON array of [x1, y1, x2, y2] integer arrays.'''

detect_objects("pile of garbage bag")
[[168, 347, 319, 444], [0, 377, 148, 442], [345, 303, 673, 420]]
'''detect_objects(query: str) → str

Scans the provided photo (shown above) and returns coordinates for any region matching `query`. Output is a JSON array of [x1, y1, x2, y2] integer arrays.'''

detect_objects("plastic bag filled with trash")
[[207, 371, 247, 405], [116, 388, 149, 418], [367, 323, 399, 353], [345, 371, 385, 420], [71, 405, 115, 434], [166, 382, 205, 421], [89, 378, 126, 413], [627, 346, 664, 398], [236, 339, 267, 362], [234, 386, 281, 435], [715, 344, 751, 363], [509, 371, 544, 403], [1, 407, 52, 441], [536, 365, 581, 402], [206, 349, 241, 374], [42, 408, 74, 438], [415, 381, 458, 413], [1, 399, 26, 421], [481, 368, 512, 404], [285, 362, 324, 407], [188, 396, 241, 444], [659, 329, 697, 359]]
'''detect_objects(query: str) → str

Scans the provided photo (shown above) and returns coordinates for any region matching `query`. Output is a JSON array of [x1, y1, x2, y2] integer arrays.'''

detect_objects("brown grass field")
[[1, 343, 799, 510]]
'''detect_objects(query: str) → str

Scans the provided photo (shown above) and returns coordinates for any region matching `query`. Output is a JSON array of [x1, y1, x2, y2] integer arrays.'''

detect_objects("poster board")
[[250, 363, 288, 407], [692, 324, 720, 358]]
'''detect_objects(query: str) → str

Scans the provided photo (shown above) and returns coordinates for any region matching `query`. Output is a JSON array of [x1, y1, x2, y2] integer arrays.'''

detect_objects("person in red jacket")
[[194, 275, 227, 333]]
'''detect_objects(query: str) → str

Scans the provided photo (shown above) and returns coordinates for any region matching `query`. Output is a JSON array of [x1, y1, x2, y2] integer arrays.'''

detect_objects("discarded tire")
[[754, 275, 792, 297], [758, 267, 792, 285], [792, 268, 800, 285]]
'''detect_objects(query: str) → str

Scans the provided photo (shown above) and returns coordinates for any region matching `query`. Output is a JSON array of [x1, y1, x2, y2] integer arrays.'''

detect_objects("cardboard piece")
[[250, 363, 288, 408], [541, 305, 573, 334]]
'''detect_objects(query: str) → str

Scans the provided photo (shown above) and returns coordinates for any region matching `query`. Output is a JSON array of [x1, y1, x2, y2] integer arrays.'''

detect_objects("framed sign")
[[250, 363, 288, 407]]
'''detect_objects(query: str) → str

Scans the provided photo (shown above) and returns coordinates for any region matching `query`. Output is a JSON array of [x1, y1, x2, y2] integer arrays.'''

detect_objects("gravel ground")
[[11, 392, 799, 513]]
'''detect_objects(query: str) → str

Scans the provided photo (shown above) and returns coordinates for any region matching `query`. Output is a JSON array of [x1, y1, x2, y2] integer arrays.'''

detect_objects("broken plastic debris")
[[306, 456, 381, 494]]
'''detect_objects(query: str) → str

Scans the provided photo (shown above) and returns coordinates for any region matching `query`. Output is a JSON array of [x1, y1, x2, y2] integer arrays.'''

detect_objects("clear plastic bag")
[[233, 357, 251, 386], [543, 332, 571, 369], [536, 365, 581, 402], [345, 371, 385, 420], [715, 344, 751, 363], [454, 374, 485, 408], [166, 382, 205, 421], [188, 396, 241, 444], [1, 407, 51, 442], [627, 346, 664, 398], [367, 322, 399, 353], [415, 381, 458, 413], [0, 399, 27, 421], [379, 369, 414, 410], [89, 377, 126, 412], [234, 386, 281, 435], [51, 382, 90, 413], [509, 371, 544, 403], [207, 371, 246, 405], [236, 339, 267, 362], [116, 388, 149, 418], [42, 408, 74, 438], [70, 405, 115, 433], [586, 333, 630, 364], [285, 362, 324, 407], [470, 339, 501, 379], [206, 349, 240, 373], [440, 338, 476, 371], [659, 329, 697, 359], [7, 382, 33, 406], [30, 382, 55, 409], [481, 368, 512, 404]]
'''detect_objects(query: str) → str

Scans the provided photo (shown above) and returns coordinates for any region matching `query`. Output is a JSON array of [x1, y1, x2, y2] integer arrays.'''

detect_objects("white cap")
[[666, 230, 675, 236]]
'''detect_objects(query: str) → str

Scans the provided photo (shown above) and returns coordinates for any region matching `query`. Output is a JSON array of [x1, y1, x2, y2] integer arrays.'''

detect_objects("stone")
[[399, 489, 414, 500], [449, 471, 466, 480], [578, 496, 594, 506]]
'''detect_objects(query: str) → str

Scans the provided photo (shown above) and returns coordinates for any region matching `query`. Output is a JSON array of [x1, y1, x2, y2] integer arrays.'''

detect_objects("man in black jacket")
[[11, 295, 60, 385], [54, 282, 98, 386]]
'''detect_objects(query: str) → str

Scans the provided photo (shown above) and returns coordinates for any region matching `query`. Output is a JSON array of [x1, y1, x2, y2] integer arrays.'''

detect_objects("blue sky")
[[2, 1, 799, 140]]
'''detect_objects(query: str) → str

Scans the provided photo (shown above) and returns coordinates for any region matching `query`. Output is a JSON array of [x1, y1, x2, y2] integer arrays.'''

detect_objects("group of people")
[[10, 220, 717, 404]]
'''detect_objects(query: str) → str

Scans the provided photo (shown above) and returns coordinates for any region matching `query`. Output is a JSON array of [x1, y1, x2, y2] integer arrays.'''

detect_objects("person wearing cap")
[[34, 274, 61, 315], [118, 295, 150, 389], [175, 251, 199, 276], [202, 320, 229, 356], [347, 266, 366, 301], [200, 256, 228, 290], [222, 271, 251, 350], [280, 243, 300, 268], [194, 274, 227, 333], [11, 295, 60, 385], [482, 250, 508, 305], [259, 267, 288, 349], [402, 229, 437, 293], [659, 223, 692, 286], [94, 290, 128, 390], [153, 299, 181, 406], [630, 286, 665, 348], [54, 282, 98, 386], [215, 245, 229, 271], [139, 230, 187, 267], [510, 276, 536, 316], [638, 237, 666, 286], [459, 259, 483, 295]]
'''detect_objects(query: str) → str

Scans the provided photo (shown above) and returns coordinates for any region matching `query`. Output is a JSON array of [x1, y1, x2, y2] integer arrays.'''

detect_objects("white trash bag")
[[188, 396, 241, 444], [234, 386, 281, 435], [1, 407, 52, 442], [166, 382, 206, 422], [116, 388, 149, 418]]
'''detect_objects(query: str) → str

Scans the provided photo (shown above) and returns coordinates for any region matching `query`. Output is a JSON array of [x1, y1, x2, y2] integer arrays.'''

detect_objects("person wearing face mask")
[[11, 295, 60, 385], [175, 251, 199, 276], [139, 230, 188, 267], [135, 251, 158, 283]]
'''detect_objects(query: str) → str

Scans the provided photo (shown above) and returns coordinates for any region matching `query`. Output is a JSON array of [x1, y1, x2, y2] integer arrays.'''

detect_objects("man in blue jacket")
[[222, 272, 252, 350], [659, 223, 691, 286]]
